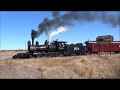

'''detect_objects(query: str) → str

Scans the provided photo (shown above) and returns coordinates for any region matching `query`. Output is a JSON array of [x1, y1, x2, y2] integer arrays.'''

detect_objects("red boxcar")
[[85, 41, 120, 54]]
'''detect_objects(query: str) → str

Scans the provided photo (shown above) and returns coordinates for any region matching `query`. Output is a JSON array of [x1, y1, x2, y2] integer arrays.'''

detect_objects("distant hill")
[[0, 49, 27, 52]]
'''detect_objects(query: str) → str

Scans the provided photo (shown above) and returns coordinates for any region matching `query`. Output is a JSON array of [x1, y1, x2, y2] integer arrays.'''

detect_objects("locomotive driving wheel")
[[41, 51, 47, 57], [28, 54, 32, 58]]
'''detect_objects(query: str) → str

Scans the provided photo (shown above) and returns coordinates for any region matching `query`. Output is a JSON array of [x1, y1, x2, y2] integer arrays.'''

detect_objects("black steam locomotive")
[[25, 38, 87, 58], [12, 30, 86, 59]]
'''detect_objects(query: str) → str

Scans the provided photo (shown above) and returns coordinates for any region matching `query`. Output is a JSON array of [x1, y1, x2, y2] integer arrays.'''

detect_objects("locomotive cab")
[[49, 40, 67, 52]]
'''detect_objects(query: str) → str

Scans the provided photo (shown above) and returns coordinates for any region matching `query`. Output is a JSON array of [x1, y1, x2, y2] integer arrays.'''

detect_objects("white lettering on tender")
[[74, 47, 79, 50]]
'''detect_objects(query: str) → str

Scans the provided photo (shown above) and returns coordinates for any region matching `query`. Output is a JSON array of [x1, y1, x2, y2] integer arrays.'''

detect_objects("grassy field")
[[0, 53, 120, 79]]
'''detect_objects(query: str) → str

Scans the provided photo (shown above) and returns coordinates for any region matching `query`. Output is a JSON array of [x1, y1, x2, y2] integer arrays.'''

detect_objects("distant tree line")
[[0, 49, 27, 52]]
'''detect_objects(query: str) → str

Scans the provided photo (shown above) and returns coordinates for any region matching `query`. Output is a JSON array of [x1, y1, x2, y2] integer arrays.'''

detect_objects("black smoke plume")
[[31, 29, 37, 38], [33, 11, 120, 38]]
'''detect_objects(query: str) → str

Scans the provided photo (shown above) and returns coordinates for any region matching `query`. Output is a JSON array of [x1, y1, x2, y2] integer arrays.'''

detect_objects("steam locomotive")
[[26, 38, 87, 58]]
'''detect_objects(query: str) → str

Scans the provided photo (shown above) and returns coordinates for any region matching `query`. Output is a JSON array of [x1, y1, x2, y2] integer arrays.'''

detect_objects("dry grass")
[[0, 54, 120, 79]]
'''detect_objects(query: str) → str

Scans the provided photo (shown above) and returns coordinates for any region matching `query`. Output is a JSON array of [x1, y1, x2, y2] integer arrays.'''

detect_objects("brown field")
[[0, 51, 26, 55], [0, 52, 120, 79], [0, 51, 26, 60]]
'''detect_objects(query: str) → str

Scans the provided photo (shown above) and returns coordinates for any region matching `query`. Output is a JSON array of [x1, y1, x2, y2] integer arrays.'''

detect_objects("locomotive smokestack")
[[32, 38, 34, 45], [31, 29, 38, 45]]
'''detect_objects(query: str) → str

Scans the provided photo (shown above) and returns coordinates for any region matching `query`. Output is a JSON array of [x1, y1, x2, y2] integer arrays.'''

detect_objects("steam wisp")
[[48, 26, 69, 41]]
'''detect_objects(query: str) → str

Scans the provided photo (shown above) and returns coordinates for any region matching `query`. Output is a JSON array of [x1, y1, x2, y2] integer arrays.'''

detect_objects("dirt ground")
[[0, 52, 120, 79], [0, 51, 26, 60]]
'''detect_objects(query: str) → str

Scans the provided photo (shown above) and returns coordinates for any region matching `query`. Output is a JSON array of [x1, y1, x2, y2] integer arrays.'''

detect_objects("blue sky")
[[0, 11, 120, 50]]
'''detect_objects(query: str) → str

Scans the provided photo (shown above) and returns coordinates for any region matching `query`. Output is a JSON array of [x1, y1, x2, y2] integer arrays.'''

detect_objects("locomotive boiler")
[[28, 39, 67, 52]]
